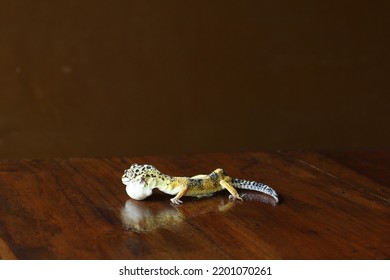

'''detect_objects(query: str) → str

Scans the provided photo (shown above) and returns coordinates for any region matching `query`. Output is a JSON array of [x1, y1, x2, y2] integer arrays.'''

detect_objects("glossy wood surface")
[[0, 152, 389, 259]]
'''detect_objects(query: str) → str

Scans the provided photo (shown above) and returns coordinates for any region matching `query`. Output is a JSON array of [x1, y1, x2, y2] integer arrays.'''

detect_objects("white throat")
[[123, 180, 153, 200]]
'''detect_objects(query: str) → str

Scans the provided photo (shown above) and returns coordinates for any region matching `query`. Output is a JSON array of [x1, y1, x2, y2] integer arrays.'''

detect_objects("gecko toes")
[[229, 195, 243, 201], [170, 198, 183, 205]]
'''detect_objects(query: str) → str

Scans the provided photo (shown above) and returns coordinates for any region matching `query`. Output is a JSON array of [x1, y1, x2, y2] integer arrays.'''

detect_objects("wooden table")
[[0, 152, 389, 259]]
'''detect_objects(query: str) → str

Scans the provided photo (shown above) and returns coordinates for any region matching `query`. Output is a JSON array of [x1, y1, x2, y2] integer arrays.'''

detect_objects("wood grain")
[[0, 152, 389, 259]]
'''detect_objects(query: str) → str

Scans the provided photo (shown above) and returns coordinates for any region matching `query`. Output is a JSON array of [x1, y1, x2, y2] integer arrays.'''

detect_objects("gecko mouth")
[[121, 175, 130, 184]]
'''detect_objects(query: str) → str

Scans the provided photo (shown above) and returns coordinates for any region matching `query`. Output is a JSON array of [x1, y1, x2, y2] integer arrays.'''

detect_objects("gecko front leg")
[[170, 185, 189, 205]]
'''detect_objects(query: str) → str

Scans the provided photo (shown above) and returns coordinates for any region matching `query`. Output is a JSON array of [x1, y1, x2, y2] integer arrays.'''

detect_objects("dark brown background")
[[1, 1, 389, 159]]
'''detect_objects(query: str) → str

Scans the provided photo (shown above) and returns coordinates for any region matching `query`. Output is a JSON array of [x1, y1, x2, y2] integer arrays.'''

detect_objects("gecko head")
[[121, 164, 157, 200]]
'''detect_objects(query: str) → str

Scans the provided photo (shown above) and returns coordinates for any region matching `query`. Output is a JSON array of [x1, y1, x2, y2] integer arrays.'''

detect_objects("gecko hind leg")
[[220, 180, 243, 201]]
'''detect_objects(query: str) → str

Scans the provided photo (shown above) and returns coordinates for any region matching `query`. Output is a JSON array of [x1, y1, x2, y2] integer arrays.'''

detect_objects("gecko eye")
[[138, 177, 145, 184]]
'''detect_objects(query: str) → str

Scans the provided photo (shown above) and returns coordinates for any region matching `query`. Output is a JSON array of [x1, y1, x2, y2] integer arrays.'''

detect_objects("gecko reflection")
[[120, 192, 276, 232], [120, 196, 234, 232], [120, 200, 182, 232]]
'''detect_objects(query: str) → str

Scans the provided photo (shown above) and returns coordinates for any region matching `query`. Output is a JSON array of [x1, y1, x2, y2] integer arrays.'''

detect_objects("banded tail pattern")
[[232, 178, 279, 204]]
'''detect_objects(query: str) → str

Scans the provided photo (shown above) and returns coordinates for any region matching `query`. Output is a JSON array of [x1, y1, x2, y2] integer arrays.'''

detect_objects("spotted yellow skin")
[[121, 164, 239, 204], [122, 163, 279, 205]]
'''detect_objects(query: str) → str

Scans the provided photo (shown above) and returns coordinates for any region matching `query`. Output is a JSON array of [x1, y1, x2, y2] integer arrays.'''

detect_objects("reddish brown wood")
[[323, 151, 390, 187], [0, 152, 389, 259]]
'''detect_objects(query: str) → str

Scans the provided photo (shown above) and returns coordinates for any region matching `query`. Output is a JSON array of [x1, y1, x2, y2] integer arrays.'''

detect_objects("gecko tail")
[[232, 178, 279, 204]]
